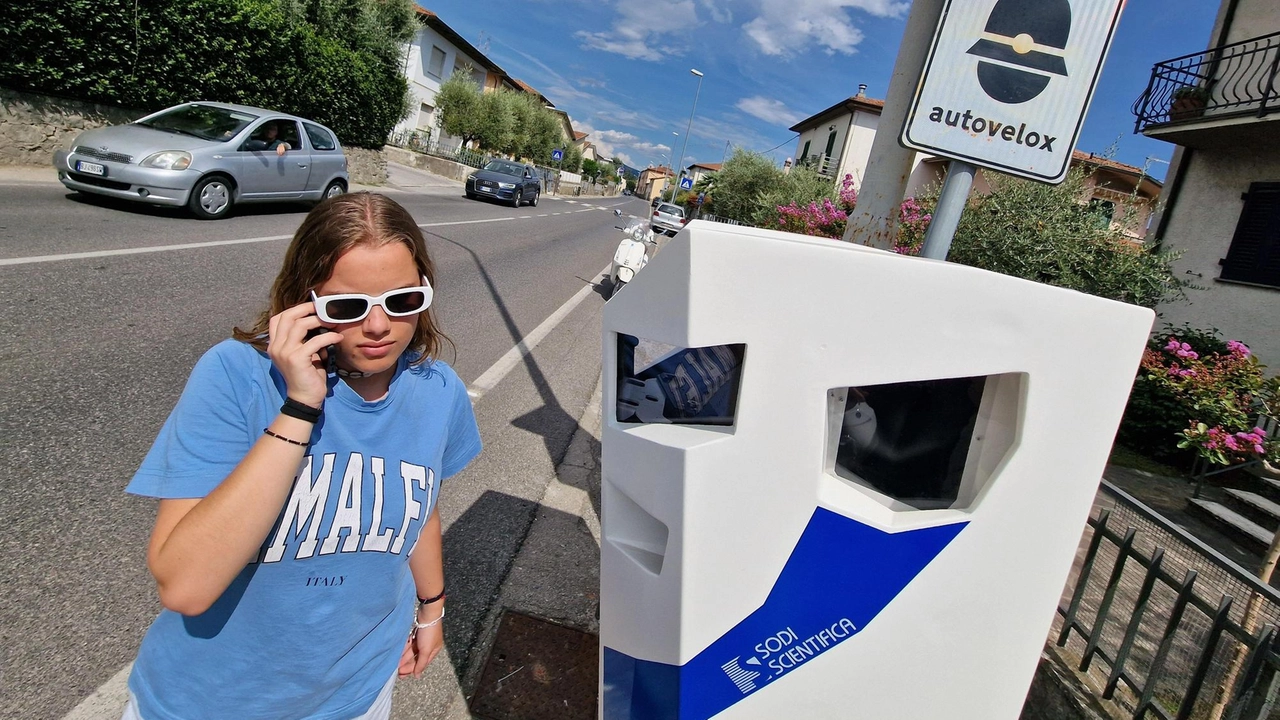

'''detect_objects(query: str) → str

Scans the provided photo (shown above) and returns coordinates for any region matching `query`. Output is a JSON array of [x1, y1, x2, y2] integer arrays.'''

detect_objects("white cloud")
[[743, 0, 907, 56], [571, 121, 678, 167], [576, 0, 697, 61], [735, 96, 803, 126], [700, 0, 733, 23], [596, 129, 641, 144]]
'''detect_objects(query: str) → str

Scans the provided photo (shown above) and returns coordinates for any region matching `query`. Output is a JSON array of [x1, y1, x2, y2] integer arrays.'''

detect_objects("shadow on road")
[[423, 229, 603, 691], [64, 190, 313, 220]]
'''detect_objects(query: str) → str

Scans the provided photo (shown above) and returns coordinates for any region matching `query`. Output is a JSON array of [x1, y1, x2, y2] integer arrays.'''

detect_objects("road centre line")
[[0, 217, 515, 266], [466, 263, 608, 400]]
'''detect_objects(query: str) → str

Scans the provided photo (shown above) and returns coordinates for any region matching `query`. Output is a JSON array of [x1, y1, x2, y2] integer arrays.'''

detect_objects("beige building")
[[907, 152, 1161, 241], [637, 166, 673, 202], [685, 162, 721, 186], [1135, 0, 1280, 361]]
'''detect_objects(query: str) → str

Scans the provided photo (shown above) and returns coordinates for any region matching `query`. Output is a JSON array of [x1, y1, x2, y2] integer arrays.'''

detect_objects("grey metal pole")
[[918, 160, 976, 260], [670, 69, 703, 203], [842, 0, 945, 249]]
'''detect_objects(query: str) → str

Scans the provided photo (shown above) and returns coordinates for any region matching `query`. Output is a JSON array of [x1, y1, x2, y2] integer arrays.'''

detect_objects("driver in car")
[[247, 121, 290, 156]]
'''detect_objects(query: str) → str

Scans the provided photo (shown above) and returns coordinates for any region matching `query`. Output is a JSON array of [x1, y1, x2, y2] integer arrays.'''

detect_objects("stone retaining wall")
[[0, 88, 142, 166], [382, 145, 472, 183], [344, 147, 386, 186]]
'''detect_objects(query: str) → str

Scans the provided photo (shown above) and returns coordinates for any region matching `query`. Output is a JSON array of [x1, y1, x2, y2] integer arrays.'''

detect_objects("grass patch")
[[1109, 444, 1184, 477]]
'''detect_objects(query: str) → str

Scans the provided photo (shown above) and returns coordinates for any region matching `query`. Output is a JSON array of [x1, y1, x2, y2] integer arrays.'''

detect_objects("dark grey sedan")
[[53, 102, 349, 219], [465, 160, 540, 207]]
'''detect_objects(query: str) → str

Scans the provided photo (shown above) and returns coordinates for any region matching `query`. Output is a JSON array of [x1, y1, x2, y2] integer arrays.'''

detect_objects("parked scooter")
[[608, 217, 657, 299]]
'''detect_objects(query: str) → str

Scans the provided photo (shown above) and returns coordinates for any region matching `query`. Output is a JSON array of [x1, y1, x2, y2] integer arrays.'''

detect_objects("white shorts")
[[120, 671, 397, 720]]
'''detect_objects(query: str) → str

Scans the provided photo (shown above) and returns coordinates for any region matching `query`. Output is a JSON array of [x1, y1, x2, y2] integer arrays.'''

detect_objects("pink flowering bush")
[[773, 174, 857, 238], [1119, 324, 1277, 467], [893, 197, 933, 255], [1178, 423, 1272, 467]]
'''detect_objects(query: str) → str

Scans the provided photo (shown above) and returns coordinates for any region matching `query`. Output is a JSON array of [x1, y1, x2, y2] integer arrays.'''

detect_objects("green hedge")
[[0, 0, 407, 148]]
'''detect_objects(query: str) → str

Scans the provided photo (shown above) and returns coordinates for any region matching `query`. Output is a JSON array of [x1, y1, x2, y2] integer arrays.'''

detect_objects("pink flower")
[[1227, 340, 1251, 357], [1256, 445, 1267, 454], [1224, 436, 1241, 451]]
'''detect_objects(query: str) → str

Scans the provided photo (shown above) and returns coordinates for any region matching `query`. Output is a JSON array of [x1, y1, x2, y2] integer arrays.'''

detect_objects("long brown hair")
[[233, 192, 450, 364]]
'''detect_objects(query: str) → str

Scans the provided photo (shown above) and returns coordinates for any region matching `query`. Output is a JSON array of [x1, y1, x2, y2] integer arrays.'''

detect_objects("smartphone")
[[306, 328, 337, 375]]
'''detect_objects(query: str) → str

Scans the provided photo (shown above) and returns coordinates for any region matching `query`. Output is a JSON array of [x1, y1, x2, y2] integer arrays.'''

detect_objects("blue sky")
[[421, 0, 1219, 181]]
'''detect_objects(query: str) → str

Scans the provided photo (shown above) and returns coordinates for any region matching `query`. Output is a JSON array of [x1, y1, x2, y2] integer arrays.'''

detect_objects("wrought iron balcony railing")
[[1132, 30, 1280, 133]]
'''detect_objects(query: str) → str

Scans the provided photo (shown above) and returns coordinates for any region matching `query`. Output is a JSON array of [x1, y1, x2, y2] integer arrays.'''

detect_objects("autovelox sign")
[[901, 0, 1125, 184]]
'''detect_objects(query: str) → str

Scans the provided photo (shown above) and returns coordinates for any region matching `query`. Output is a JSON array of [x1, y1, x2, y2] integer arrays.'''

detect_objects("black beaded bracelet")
[[417, 589, 446, 606], [280, 397, 322, 423]]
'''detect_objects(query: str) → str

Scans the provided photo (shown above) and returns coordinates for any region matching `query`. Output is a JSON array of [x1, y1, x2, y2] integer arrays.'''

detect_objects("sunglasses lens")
[[385, 289, 427, 314], [324, 297, 370, 321]]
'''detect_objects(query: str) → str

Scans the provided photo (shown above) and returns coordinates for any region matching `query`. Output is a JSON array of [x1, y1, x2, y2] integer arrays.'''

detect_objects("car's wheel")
[[188, 174, 234, 220], [510, 190, 522, 208], [530, 190, 539, 207], [323, 179, 346, 201]]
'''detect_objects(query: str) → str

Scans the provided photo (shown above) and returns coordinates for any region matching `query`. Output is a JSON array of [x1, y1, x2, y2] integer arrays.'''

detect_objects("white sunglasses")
[[311, 280, 433, 323]]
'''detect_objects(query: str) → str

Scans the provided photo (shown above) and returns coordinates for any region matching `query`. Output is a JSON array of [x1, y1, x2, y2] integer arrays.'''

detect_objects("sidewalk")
[[0, 164, 60, 184]]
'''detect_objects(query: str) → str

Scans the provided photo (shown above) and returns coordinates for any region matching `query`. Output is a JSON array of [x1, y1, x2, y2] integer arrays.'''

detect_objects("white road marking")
[[61, 663, 132, 720], [466, 263, 609, 400], [0, 217, 515, 267]]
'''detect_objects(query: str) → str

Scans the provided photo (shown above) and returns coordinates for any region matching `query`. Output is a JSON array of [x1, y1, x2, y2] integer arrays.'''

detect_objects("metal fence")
[[1053, 481, 1280, 720], [385, 129, 487, 170], [1133, 30, 1280, 132], [700, 213, 743, 226]]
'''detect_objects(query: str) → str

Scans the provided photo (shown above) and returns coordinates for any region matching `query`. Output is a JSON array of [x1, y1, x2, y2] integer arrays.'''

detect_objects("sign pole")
[[918, 160, 976, 260]]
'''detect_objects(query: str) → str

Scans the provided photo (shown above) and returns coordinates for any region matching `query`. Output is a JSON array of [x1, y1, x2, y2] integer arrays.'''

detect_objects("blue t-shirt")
[[125, 339, 481, 720]]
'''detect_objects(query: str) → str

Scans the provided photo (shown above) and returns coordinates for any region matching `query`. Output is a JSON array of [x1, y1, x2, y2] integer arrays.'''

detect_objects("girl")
[[122, 192, 481, 719]]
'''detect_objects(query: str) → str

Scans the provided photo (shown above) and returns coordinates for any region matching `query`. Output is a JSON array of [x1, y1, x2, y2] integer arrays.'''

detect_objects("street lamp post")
[[668, 68, 704, 203]]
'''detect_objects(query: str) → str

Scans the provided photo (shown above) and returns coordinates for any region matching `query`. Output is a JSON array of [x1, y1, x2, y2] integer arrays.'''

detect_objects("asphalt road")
[[0, 171, 650, 719]]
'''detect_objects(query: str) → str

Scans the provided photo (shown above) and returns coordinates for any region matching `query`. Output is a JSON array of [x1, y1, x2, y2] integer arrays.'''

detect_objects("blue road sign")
[[552, 149, 564, 162], [680, 176, 694, 190]]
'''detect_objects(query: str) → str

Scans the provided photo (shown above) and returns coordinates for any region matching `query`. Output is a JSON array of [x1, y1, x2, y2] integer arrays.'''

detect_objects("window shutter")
[[1221, 182, 1280, 288]]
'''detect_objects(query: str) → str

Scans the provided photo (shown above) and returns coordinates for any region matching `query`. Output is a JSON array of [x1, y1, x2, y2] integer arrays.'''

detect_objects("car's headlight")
[[140, 151, 192, 170], [497, 182, 515, 189]]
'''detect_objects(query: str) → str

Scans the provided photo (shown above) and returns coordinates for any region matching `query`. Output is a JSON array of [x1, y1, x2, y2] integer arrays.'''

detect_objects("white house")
[[394, 8, 511, 147]]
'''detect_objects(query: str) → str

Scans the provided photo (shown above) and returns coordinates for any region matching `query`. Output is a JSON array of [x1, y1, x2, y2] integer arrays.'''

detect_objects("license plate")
[[76, 160, 106, 176], [480, 186, 493, 193]]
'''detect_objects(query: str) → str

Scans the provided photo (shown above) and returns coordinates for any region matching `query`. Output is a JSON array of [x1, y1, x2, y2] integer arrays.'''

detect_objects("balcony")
[[1132, 30, 1280, 149], [802, 153, 841, 177]]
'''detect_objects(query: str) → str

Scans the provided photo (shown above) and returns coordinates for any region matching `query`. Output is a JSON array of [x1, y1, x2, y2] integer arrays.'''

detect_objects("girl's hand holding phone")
[[267, 302, 341, 408]]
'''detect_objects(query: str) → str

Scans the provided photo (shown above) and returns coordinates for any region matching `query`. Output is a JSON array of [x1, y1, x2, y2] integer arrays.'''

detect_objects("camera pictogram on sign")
[[966, 0, 1072, 104]]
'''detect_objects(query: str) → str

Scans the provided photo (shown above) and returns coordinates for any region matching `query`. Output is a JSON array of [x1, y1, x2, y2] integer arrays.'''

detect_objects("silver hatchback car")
[[53, 102, 349, 219]]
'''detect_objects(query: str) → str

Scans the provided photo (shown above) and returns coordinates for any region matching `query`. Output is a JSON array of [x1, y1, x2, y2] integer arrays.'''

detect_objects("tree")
[[598, 160, 618, 183], [474, 89, 514, 154], [709, 149, 784, 223], [435, 70, 484, 146], [1, 0, 412, 148], [916, 167, 1189, 308], [563, 144, 583, 174], [581, 158, 600, 181]]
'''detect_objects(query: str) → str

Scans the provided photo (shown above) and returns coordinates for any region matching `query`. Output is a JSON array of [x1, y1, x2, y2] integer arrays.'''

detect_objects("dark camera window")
[[616, 334, 745, 426], [833, 376, 987, 510]]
